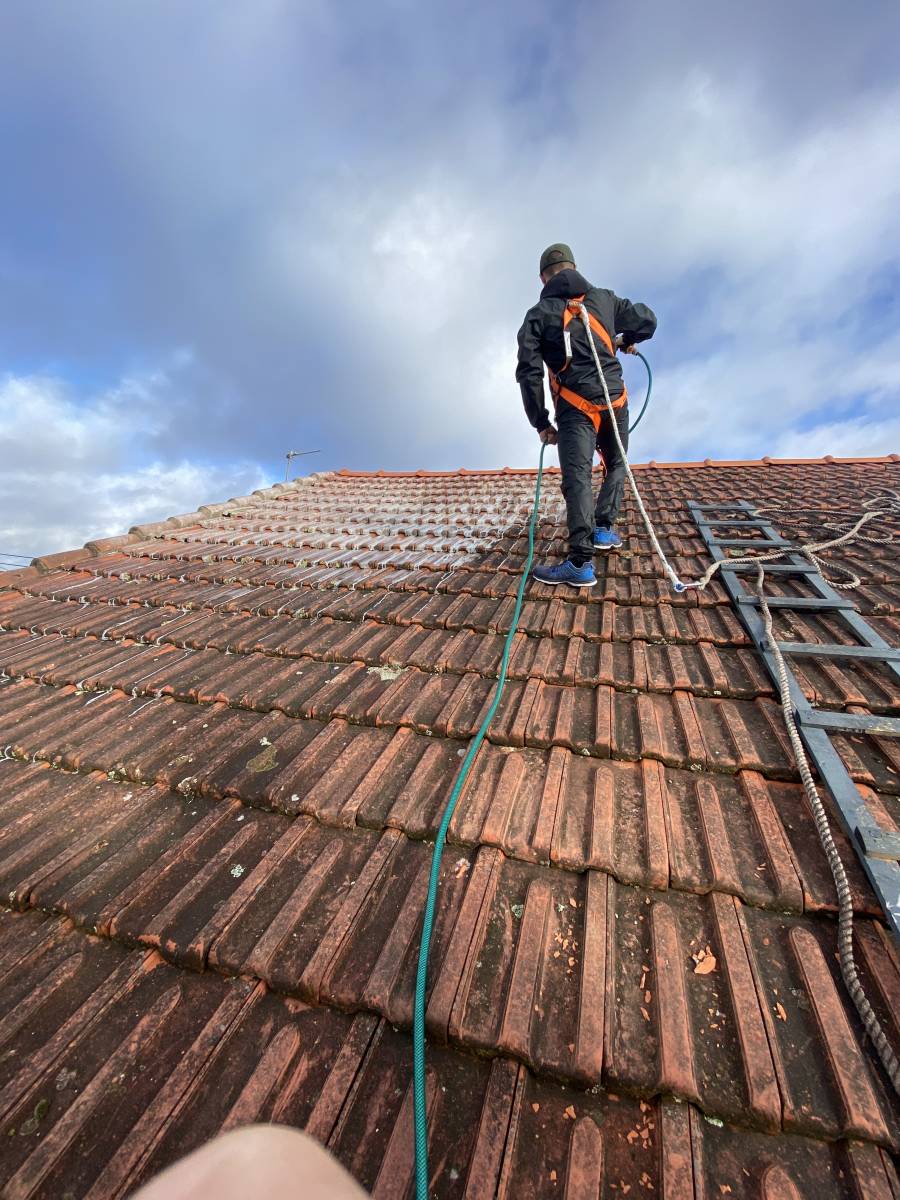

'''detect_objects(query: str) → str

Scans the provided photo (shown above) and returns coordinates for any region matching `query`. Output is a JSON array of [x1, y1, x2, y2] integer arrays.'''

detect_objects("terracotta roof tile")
[[2, 758, 898, 1145], [0, 458, 898, 1195], [1, 909, 897, 1198]]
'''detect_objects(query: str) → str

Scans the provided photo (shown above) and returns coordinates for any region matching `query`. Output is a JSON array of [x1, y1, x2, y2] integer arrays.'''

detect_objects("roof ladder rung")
[[708, 537, 793, 549], [688, 495, 900, 942], [798, 709, 900, 737], [718, 561, 820, 575], [736, 595, 856, 610], [694, 518, 771, 529], [777, 642, 900, 663], [690, 501, 756, 512], [856, 826, 900, 863]]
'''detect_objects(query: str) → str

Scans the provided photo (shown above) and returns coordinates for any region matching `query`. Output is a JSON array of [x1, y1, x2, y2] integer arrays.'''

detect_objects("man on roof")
[[516, 242, 657, 587]]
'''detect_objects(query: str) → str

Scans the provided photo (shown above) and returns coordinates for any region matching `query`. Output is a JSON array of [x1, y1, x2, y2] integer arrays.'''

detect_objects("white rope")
[[576, 304, 688, 592], [756, 561, 900, 1095], [686, 508, 887, 592], [575, 302, 897, 592], [576, 301, 900, 1093]]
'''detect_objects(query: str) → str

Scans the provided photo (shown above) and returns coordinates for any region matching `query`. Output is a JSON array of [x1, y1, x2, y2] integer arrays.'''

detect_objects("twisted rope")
[[756, 561, 900, 1094], [576, 304, 688, 593], [576, 301, 899, 1094], [575, 302, 898, 594]]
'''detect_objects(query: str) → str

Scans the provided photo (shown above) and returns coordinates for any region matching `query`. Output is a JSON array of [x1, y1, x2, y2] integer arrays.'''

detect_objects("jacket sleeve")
[[516, 307, 551, 431], [614, 295, 657, 348]]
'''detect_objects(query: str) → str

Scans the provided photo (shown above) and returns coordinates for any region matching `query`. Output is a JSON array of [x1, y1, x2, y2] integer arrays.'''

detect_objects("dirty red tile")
[[684, 1102, 898, 1199], [691, 694, 797, 777], [207, 822, 385, 986], [426, 853, 606, 1083], [108, 1001, 375, 1198], [0, 927, 257, 1199], [832, 718, 900, 796], [484, 1066, 666, 1199], [0, 910, 137, 1108], [766, 776, 885, 915], [737, 904, 899, 1146], [321, 1019, 495, 1198], [0, 761, 173, 913], [453, 743, 563, 864], [661, 767, 805, 910], [605, 878, 784, 1130], [550, 756, 668, 887], [611, 688, 707, 768]]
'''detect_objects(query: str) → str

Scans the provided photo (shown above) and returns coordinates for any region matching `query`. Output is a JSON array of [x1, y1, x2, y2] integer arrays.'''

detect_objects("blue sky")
[[2, 1, 899, 555]]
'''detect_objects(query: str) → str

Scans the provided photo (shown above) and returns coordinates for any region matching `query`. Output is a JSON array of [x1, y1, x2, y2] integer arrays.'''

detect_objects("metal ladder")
[[687, 499, 900, 941]]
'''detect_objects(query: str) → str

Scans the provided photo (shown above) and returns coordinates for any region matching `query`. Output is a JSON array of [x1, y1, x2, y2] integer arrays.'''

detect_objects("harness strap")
[[550, 295, 626, 432], [563, 296, 614, 353]]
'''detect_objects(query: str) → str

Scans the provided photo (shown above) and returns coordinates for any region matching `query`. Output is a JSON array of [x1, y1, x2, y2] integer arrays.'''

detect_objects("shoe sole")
[[532, 576, 597, 587], [592, 544, 621, 553]]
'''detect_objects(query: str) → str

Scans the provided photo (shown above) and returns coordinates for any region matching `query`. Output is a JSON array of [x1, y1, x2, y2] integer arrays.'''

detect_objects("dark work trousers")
[[556, 399, 630, 561]]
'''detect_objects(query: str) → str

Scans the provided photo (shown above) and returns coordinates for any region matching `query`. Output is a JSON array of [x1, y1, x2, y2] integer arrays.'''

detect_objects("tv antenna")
[[285, 449, 322, 480]]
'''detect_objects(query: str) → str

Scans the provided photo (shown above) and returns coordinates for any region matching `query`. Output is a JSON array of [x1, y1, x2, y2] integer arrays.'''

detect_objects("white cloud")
[[372, 192, 478, 282], [0, 370, 269, 558], [260, 61, 900, 469], [771, 417, 900, 461], [1, 0, 899, 498]]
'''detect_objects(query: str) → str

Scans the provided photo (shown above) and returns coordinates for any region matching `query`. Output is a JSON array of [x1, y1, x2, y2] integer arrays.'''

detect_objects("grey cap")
[[539, 242, 575, 273]]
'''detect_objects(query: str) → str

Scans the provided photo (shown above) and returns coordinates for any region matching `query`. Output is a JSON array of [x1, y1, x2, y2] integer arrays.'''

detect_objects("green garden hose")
[[412, 351, 652, 1195], [628, 350, 652, 433], [412, 441, 548, 1200]]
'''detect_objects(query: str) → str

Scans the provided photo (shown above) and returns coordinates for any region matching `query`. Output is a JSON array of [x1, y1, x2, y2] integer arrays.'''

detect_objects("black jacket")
[[516, 269, 657, 431]]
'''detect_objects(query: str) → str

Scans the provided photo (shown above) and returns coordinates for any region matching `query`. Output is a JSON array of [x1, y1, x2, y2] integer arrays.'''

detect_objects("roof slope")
[[0, 456, 898, 1198]]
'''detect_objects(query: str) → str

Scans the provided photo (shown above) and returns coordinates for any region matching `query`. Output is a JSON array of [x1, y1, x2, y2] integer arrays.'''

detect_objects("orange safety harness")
[[548, 296, 627, 433]]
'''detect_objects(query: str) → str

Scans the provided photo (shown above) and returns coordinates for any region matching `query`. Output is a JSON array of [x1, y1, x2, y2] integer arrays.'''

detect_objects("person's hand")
[[539, 426, 558, 445], [131, 1127, 368, 1200], [623, 343, 639, 354]]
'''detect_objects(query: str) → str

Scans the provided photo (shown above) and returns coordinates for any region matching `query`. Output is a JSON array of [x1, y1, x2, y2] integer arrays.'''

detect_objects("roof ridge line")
[[331, 454, 900, 477]]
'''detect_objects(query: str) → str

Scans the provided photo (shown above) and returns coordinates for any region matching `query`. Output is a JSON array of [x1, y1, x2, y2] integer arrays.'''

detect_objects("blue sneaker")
[[532, 559, 597, 587], [593, 526, 622, 551]]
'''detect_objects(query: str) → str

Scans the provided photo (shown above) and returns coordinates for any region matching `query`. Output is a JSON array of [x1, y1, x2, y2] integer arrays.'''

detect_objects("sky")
[[1, 1, 899, 557]]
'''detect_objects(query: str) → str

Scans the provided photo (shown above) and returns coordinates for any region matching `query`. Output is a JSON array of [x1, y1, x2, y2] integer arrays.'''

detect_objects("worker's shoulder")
[[585, 284, 615, 304], [520, 294, 563, 325]]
